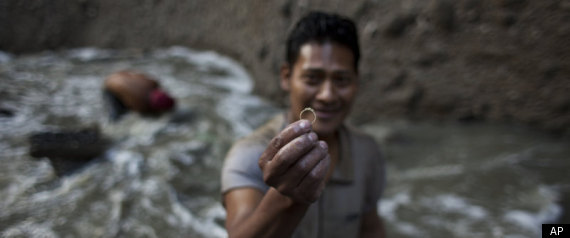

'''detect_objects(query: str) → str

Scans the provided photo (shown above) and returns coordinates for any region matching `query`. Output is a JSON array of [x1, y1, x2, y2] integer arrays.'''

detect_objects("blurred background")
[[0, 0, 568, 237]]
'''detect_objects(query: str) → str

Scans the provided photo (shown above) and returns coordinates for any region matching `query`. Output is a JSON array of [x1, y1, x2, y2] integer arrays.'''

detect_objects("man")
[[221, 11, 386, 238], [103, 70, 175, 120]]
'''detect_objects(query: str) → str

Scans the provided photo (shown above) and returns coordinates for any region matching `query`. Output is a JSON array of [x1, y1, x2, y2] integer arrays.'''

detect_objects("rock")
[[461, 0, 482, 23], [562, 1, 570, 11], [426, 0, 455, 32], [407, 85, 424, 114], [383, 71, 407, 92], [258, 44, 269, 61], [0, 108, 14, 117], [168, 108, 196, 124], [541, 63, 561, 81], [363, 21, 379, 39], [384, 13, 417, 37], [280, 0, 293, 18], [29, 127, 109, 175], [498, 11, 517, 27], [414, 51, 448, 67], [81, 2, 98, 18], [383, 84, 424, 115], [353, 1, 375, 20], [493, 0, 527, 9]]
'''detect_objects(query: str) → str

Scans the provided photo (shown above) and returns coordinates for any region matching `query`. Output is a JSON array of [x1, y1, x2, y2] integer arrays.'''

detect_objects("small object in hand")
[[299, 107, 317, 124]]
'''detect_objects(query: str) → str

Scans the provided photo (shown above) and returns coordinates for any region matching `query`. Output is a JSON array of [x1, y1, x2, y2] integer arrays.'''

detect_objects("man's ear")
[[280, 64, 291, 92]]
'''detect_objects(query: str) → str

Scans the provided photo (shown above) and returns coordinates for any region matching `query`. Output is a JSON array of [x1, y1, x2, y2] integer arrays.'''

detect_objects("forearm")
[[227, 188, 309, 238]]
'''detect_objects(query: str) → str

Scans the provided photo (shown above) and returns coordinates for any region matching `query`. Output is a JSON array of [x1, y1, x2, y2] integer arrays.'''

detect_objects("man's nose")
[[316, 79, 337, 103]]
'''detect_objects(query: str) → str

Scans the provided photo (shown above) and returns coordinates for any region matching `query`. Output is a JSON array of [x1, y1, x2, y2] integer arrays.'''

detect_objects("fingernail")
[[319, 141, 328, 150], [308, 132, 317, 141], [300, 120, 309, 129]]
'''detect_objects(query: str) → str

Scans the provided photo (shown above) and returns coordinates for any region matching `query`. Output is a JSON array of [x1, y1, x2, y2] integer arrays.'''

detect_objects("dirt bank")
[[1, 0, 568, 134]]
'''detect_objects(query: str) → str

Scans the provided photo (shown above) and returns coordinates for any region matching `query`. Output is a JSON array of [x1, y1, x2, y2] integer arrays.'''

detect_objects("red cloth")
[[149, 89, 175, 111]]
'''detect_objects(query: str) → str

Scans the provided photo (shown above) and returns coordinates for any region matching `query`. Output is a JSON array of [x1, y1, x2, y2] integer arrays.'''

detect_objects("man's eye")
[[335, 76, 352, 86], [303, 75, 321, 85]]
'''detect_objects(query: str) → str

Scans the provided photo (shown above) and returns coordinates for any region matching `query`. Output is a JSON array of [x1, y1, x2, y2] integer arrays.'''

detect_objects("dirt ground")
[[1, 0, 568, 135]]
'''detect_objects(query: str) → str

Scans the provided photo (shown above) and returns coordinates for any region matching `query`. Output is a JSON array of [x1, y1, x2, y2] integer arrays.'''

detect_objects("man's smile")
[[313, 107, 341, 120]]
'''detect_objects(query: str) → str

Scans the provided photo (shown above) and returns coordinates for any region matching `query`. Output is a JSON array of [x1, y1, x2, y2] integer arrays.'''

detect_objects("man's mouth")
[[314, 108, 340, 120]]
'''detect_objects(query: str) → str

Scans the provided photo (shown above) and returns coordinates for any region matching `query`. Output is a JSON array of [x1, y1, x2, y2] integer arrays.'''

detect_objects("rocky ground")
[[1, 0, 568, 135]]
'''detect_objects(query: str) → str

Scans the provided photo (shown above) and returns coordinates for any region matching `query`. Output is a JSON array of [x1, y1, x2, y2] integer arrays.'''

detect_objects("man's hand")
[[258, 119, 330, 204]]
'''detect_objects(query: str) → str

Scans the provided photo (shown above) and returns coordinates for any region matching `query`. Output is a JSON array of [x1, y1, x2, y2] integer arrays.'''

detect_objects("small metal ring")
[[299, 107, 317, 124]]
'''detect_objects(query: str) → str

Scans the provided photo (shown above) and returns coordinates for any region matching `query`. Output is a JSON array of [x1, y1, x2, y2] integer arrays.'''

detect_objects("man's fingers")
[[273, 140, 328, 192], [259, 119, 312, 167], [296, 153, 331, 203], [263, 132, 318, 182]]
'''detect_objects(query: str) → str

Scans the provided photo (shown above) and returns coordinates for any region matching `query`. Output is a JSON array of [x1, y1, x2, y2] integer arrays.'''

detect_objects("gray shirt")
[[221, 113, 385, 238]]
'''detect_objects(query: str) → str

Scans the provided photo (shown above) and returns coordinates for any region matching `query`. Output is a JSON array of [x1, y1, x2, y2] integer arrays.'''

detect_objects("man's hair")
[[286, 11, 360, 71]]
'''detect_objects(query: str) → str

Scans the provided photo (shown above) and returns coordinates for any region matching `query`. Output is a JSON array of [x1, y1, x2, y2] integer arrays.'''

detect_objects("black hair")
[[286, 11, 360, 71]]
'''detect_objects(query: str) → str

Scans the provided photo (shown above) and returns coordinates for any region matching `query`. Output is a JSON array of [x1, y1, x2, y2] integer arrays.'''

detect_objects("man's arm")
[[224, 188, 309, 238], [360, 208, 385, 238], [223, 120, 330, 238]]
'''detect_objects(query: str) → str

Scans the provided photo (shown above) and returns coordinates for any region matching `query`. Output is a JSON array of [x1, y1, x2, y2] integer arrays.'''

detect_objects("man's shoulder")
[[221, 114, 284, 194], [226, 113, 285, 160], [236, 113, 285, 147]]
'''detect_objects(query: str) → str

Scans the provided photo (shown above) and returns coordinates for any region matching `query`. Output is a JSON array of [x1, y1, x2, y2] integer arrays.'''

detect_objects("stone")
[[427, 0, 455, 32], [384, 13, 417, 37], [29, 127, 109, 175], [0, 107, 14, 117]]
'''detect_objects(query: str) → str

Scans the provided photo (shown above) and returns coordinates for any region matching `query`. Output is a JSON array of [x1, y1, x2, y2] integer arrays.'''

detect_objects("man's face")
[[281, 41, 358, 137]]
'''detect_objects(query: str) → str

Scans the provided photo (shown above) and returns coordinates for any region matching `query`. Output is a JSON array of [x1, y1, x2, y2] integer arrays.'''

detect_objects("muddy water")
[[363, 120, 569, 237], [0, 47, 568, 238]]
